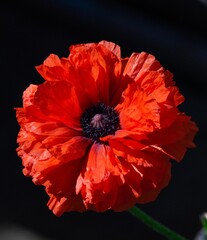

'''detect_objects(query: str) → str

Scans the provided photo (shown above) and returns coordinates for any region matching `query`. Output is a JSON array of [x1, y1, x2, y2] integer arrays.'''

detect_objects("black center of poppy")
[[80, 102, 120, 141]]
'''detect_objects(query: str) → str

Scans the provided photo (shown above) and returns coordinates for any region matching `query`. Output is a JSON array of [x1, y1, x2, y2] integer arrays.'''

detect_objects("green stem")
[[200, 212, 207, 237], [128, 206, 188, 240]]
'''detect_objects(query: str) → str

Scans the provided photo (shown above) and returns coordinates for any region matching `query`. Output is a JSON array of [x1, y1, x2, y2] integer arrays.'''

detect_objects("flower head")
[[16, 40, 198, 216]]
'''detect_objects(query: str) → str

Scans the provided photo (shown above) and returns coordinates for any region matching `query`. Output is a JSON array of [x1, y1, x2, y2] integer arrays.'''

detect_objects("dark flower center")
[[80, 102, 121, 141]]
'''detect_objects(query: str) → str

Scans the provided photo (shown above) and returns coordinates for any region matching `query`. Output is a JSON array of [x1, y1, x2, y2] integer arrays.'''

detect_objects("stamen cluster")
[[81, 102, 120, 141]]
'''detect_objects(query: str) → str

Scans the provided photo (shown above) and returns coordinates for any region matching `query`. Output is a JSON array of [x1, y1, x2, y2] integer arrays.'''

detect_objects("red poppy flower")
[[16, 40, 198, 216]]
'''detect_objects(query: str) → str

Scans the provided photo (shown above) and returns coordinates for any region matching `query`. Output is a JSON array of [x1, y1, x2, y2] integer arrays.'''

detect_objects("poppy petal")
[[123, 52, 169, 82], [32, 81, 90, 130], [149, 117, 198, 161], [98, 40, 121, 58], [69, 42, 122, 105], [43, 160, 87, 215], [117, 82, 161, 133], [36, 54, 72, 82]]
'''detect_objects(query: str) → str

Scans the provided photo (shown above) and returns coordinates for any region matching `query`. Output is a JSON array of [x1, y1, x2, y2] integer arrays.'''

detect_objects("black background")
[[1, 0, 207, 239]]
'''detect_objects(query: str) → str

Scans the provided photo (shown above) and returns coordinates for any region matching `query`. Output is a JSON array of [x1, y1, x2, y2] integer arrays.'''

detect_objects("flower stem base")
[[128, 206, 188, 240]]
